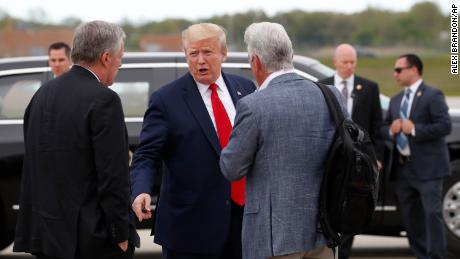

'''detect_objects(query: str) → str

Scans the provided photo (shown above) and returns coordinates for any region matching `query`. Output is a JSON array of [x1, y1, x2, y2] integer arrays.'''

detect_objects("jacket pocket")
[[244, 202, 260, 214]]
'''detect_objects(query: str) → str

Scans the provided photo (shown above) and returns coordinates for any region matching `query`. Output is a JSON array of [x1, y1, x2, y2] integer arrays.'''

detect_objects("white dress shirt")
[[334, 73, 354, 115], [196, 74, 236, 130], [393, 78, 422, 156]]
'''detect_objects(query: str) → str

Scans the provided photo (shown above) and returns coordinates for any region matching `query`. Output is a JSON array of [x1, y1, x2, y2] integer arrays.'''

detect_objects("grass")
[[318, 55, 459, 97]]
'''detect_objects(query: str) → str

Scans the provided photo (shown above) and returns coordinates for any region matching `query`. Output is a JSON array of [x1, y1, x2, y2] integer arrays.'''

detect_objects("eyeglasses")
[[394, 66, 412, 73]]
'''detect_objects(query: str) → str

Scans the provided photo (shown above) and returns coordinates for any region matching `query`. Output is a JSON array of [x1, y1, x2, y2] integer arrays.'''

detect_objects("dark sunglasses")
[[394, 66, 412, 73]]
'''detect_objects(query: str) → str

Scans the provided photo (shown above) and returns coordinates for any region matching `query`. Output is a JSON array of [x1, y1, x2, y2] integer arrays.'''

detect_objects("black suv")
[[1, 52, 459, 256]]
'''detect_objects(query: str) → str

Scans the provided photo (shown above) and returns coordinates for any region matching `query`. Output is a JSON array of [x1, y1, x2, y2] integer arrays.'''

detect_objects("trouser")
[[394, 160, 446, 259], [268, 245, 334, 259], [163, 201, 244, 259], [35, 243, 135, 259]]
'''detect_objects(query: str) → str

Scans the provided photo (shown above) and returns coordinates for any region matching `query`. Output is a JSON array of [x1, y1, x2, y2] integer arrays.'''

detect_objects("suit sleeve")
[[413, 90, 452, 142], [130, 92, 168, 200], [220, 99, 259, 181], [369, 83, 384, 161], [90, 90, 130, 244]]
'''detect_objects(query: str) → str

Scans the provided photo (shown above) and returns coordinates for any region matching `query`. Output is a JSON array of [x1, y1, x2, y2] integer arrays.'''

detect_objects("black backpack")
[[314, 82, 379, 248]]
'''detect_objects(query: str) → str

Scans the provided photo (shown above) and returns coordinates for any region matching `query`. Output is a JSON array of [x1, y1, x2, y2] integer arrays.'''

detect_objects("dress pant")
[[163, 201, 243, 259], [268, 245, 334, 259], [394, 159, 446, 259], [35, 243, 135, 259], [338, 235, 354, 259]]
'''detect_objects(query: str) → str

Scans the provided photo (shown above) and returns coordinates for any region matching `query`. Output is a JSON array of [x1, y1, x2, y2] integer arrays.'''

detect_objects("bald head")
[[333, 43, 357, 79]]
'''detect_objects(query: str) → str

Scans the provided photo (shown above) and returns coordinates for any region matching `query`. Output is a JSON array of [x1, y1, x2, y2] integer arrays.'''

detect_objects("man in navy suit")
[[383, 54, 451, 259], [130, 23, 255, 259]]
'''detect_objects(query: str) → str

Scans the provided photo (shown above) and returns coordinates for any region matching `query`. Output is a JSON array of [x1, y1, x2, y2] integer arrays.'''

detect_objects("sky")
[[0, 0, 453, 24]]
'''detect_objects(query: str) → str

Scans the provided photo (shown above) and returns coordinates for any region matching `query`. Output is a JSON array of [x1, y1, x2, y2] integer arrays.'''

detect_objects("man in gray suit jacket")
[[220, 22, 341, 259]]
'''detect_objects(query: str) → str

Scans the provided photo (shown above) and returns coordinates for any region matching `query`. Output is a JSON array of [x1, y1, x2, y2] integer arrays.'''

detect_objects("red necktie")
[[210, 83, 245, 206]]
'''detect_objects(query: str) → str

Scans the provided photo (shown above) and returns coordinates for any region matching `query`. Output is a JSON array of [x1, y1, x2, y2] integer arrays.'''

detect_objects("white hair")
[[71, 20, 126, 65], [244, 22, 294, 72]]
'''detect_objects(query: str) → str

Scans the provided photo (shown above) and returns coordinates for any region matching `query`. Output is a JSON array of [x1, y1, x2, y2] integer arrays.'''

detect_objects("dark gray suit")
[[382, 82, 451, 259], [14, 66, 139, 259], [220, 73, 345, 259]]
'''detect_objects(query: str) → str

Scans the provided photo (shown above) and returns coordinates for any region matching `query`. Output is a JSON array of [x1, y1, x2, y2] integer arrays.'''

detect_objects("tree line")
[[0, 2, 449, 52]]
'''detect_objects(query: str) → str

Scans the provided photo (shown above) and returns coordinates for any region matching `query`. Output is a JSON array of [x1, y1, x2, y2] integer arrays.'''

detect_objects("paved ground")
[[1, 230, 416, 259], [447, 96, 460, 109]]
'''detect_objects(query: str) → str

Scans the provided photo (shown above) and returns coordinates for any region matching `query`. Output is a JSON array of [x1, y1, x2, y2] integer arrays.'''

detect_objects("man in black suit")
[[130, 23, 255, 259], [319, 43, 383, 259], [13, 20, 139, 259], [383, 54, 451, 259]]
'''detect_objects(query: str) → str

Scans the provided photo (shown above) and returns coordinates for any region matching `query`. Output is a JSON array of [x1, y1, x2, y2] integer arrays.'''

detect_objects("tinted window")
[[111, 82, 149, 117], [112, 67, 176, 117], [0, 73, 44, 119]]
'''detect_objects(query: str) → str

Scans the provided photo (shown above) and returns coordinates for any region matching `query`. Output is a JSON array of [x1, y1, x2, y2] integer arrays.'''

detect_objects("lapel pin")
[[237, 91, 242, 96], [356, 84, 362, 90], [417, 91, 422, 97]]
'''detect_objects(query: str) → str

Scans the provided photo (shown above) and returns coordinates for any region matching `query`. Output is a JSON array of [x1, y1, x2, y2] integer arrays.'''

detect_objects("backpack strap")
[[314, 81, 347, 248], [313, 81, 345, 128]]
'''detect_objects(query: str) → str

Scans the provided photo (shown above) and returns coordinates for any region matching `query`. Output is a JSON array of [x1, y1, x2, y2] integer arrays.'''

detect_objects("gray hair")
[[71, 20, 126, 65], [244, 22, 294, 72], [182, 23, 227, 51]]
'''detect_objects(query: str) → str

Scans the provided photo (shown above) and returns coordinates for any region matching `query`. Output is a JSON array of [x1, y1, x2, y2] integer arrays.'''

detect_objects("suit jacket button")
[[226, 200, 230, 206]]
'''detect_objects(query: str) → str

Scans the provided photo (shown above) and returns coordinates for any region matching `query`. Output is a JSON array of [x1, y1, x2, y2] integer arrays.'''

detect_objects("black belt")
[[398, 154, 411, 165]]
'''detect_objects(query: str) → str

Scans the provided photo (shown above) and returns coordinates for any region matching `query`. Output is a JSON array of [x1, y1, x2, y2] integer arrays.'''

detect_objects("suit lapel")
[[409, 82, 425, 119], [351, 77, 362, 115], [393, 92, 404, 118], [182, 73, 221, 154], [223, 73, 244, 105]]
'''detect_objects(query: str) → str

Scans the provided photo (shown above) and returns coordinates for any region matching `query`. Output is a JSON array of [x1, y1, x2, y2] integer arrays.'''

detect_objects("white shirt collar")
[[405, 78, 423, 95], [258, 68, 296, 91], [334, 73, 354, 87], [73, 64, 101, 82], [196, 74, 225, 94]]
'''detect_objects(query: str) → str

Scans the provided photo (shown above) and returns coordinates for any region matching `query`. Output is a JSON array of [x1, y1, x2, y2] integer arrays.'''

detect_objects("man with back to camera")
[[48, 42, 72, 77], [383, 54, 451, 259], [13, 20, 139, 259], [319, 43, 383, 259], [220, 22, 347, 259], [130, 23, 256, 259]]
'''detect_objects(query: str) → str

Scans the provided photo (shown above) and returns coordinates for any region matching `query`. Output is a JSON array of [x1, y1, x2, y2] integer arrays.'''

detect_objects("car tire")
[[443, 160, 460, 257], [0, 196, 14, 251]]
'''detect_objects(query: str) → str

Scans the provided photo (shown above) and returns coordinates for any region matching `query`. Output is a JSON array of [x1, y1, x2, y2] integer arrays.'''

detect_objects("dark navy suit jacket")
[[382, 82, 451, 180], [319, 75, 384, 161], [130, 72, 255, 254]]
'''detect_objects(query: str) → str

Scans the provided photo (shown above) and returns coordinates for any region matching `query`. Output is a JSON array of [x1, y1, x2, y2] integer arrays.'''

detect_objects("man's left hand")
[[401, 119, 414, 135]]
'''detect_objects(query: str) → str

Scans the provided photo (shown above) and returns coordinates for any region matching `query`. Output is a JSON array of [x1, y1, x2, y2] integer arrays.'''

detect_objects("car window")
[[110, 82, 149, 117], [0, 73, 44, 119], [112, 67, 176, 117]]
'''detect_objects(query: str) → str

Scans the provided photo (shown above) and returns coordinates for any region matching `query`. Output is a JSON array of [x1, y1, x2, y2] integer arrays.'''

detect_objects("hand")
[[118, 240, 128, 252], [376, 160, 383, 172], [390, 119, 402, 135], [401, 119, 414, 135], [132, 193, 152, 222]]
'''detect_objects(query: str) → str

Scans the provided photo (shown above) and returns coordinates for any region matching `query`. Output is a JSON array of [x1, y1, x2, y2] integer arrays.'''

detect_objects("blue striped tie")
[[396, 89, 412, 151]]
